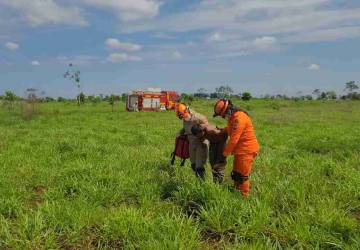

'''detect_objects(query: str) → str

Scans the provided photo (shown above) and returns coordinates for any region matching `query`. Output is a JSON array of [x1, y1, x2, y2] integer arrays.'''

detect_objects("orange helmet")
[[176, 103, 190, 119], [213, 99, 229, 118]]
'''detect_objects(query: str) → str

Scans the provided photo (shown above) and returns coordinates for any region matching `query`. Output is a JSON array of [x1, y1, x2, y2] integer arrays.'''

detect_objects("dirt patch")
[[58, 226, 124, 250], [201, 228, 236, 246], [33, 185, 46, 195], [29, 197, 44, 208], [0, 141, 7, 152], [29, 185, 46, 208], [262, 229, 298, 247], [201, 229, 222, 243], [354, 209, 360, 223]]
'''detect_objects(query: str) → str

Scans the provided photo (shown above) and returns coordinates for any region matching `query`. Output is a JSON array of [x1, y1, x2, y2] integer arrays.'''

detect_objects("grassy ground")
[[0, 99, 359, 249]]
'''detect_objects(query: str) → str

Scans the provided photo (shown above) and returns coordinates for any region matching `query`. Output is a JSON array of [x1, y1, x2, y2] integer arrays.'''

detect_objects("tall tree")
[[344, 81, 359, 94], [215, 85, 233, 98], [197, 88, 207, 94], [108, 94, 116, 112], [24, 88, 40, 118], [312, 89, 321, 98], [320, 92, 327, 100], [3, 90, 18, 110], [77, 92, 86, 105], [64, 63, 82, 105], [326, 91, 337, 100], [4, 90, 17, 102]]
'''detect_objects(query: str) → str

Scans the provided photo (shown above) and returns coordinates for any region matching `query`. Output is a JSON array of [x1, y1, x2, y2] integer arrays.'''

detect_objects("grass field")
[[0, 99, 359, 249]]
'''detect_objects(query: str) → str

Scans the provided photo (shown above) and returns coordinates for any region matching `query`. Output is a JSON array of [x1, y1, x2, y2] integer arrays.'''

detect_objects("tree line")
[[1, 81, 359, 108], [192, 81, 360, 101], [0, 90, 127, 113]]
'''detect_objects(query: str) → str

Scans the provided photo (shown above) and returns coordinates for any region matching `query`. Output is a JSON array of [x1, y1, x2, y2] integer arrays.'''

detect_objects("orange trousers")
[[233, 153, 257, 196]]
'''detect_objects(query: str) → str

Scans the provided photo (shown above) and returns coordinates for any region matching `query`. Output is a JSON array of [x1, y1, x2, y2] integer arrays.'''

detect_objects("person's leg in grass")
[[195, 141, 208, 180], [189, 141, 197, 173], [232, 153, 257, 196], [210, 142, 226, 183]]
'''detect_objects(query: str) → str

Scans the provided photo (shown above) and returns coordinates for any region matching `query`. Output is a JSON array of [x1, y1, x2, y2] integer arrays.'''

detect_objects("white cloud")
[[172, 51, 182, 60], [2, 0, 360, 62], [5, 41, 19, 51], [0, 0, 160, 30], [0, 0, 87, 27], [284, 26, 360, 43], [31, 60, 40, 66], [105, 38, 142, 52], [122, 0, 335, 32], [107, 53, 142, 63], [153, 32, 176, 40], [207, 32, 224, 42], [308, 64, 320, 71], [122, 0, 360, 46], [253, 36, 277, 50], [80, 0, 161, 21]]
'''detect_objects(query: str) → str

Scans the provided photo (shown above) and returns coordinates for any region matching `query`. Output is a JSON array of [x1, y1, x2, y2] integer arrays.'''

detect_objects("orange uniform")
[[224, 111, 259, 196], [224, 111, 259, 156]]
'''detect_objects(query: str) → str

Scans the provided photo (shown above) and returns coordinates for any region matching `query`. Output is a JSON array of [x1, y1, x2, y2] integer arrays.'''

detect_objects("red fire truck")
[[126, 90, 179, 111]]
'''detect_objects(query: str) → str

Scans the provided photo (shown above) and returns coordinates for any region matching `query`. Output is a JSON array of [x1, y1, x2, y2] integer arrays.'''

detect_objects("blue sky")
[[0, 0, 360, 97]]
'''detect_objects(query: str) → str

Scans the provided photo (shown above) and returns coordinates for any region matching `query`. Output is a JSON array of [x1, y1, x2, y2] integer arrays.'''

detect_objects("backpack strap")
[[170, 151, 176, 165], [171, 135, 181, 165]]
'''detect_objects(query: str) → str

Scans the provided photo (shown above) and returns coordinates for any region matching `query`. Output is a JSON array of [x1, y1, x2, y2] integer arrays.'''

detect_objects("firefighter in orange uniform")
[[213, 99, 259, 196], [176, 103, 208, 179]]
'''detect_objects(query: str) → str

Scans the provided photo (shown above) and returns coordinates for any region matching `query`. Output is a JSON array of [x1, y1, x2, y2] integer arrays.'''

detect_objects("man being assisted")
[[191, 123, 228, 183]]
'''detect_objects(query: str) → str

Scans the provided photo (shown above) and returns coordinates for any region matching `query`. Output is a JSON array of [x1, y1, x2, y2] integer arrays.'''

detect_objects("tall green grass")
[[0, 100, 359, 249]]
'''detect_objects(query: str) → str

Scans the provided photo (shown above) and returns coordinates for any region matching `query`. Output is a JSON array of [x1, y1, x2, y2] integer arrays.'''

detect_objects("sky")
[[0, 0, 360, 98]]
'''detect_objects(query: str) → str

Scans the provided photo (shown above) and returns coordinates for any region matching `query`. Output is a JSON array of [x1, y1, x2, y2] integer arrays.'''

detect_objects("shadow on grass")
[[57, 224, 124, 250], [157, 162, 207, 219]]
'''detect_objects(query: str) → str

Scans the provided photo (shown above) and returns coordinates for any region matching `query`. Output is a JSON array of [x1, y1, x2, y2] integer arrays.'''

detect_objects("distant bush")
[[108, 94, 116, 112], [43, 97, 55, 102], [91, 96, 102, 105], [121, 93, 128, 102], [241, 92, 252, 101], [269, 101, 281, 111], [341, 93, 360, 100], [22, 88, 41, 120], [3, 90, 19, 110], [326, 91, 337, 100], [77, 92, 86, 105], [194, 93, 209, 98], [179, 94, 194, 105], [4, 90, 18, 102], [57, 97, 66, 102]]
